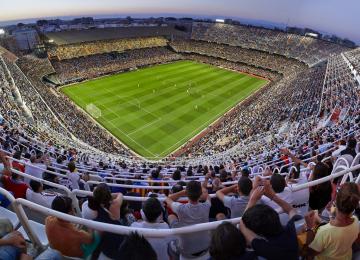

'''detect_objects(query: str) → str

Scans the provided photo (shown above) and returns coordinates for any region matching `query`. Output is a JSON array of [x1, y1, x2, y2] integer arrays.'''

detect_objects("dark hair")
[[242, 204, 283, 237], [171, 184, 183, 194], [241, 168, 250, 177], [172, 170, 181, 181], [93, 183, 112, 209], [219, 171, 228, 182], [210, 222, 246, 260], [270, 174, 286, 193], [238, 177, 252, 196], [186, 181, 202, 201], [51, 196, 73, 214], [347, 138, 357, 149], [142, 197, 162, 223], [336, 182, 360, 215], [118, 232, 157, 260], [30, 180, 42, 193], [67, 161, 76, 173], [151, 170, 159, 179], [13, 151, 22, 160]]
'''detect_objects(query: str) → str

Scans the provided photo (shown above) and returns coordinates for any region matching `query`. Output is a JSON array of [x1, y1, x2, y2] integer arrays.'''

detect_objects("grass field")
[[61, 60, 268, 159]]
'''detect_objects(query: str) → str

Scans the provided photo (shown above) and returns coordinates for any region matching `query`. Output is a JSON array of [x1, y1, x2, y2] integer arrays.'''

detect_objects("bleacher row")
[[0, 133, 360, 259]]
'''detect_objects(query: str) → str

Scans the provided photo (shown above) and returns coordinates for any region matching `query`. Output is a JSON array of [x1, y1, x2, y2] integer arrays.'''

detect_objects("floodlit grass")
[[61, 60, 268, 159]]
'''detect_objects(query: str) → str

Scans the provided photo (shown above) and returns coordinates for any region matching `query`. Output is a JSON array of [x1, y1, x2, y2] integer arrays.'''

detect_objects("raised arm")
[[166, 189, 186, 208], [264, 181, 297, 219], [216, 184, 237, 202], [280, 148, 308, 168]]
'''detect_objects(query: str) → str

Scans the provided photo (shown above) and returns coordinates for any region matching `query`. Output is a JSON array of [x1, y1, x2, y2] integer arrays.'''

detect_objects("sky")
[[0, 0, 359, 43]]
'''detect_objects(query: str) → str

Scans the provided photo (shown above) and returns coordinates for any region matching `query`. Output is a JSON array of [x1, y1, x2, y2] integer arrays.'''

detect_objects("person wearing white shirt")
[[261, 174, 294, 225], [66, 162, 80, 190], [24, 156, 46, 185], [331, 140, 347, 158], [131, 197, 171, 260], [26, 180, 56, 208]]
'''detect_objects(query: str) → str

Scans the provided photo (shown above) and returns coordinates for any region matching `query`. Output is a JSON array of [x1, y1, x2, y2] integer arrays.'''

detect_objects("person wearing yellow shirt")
[[304, 182, 360, 260]]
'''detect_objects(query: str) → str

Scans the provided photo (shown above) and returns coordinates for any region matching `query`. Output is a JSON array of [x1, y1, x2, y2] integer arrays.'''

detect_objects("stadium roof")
[[44, 26, 185, 45]]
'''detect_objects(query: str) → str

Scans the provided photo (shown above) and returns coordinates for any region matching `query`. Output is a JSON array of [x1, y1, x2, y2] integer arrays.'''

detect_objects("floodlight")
[[215, 19, 225, 23], [48, 39, 54, 43], [0, 29, 5, 35]]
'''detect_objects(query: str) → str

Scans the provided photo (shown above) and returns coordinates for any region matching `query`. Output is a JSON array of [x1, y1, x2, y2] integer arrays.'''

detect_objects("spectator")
[[67, 162, 80, 190], [209, 222, 256, 260], [131, 197, 171, 260], [1, 172, 28, 199], [116, 232, 157, 260], [239, 182, 301, 260], [25, 155, 46, 184], [46, 196, 94, 258], [11, 151, 25, 173], [305, 182, 360, 259], [216, 176, 252, 218], [166, 180, 211, 259], [26, 180, 56, 208], [340, 137, 357, 158], [91, 183, 126, 259]]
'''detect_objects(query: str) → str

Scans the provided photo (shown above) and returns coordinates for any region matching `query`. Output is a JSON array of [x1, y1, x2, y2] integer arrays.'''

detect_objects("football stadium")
[[0, 0, 359, 259]]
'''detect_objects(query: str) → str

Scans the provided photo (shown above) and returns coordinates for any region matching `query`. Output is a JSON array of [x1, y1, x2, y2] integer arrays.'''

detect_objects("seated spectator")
[[0, 228, 30, 260], [26, 180, 56, 208], [308, 163, 332, 212], [166, 180, 211, 259], [239, 182, 301, 260], [216, 176, 252, 218], [261, 174, 294, 224], [0, 151, 12, 177], [131, 197, 171, 260], [340, 137, 357, 158], [209, 222, 256, 260], [116, 232, 157, 260], [91, 183, 126, 259], [66, 162, 80, 190], [305, 182, 360, 259], [45, 196, 94, 258], [11, 151, 25, 173], [282, 148, 332, 212], [1, 172, 28, 199], [24, 155, 47, 184]]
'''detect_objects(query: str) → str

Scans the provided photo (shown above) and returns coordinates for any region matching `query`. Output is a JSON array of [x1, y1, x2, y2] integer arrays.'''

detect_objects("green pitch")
[[61, 60, 268, 159]]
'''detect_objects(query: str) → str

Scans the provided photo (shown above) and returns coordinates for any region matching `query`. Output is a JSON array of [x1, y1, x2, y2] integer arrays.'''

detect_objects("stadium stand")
[[0, 20, 360, 260], [191, 22, 350, 66], [48, 37, 169, 60]]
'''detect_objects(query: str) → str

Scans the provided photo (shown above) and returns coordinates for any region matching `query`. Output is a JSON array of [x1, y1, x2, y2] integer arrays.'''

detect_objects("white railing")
[[0, 159, 359, 251]]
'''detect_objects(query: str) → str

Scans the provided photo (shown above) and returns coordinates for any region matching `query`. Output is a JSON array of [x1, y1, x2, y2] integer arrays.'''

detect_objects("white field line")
[[158, 82, 267, 157], [128, 117, 162, 136], [97, 104, 157, 157]]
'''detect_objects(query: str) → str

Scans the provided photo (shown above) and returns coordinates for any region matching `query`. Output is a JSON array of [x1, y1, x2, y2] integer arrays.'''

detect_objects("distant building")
[[12, 28, 40, 51]]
